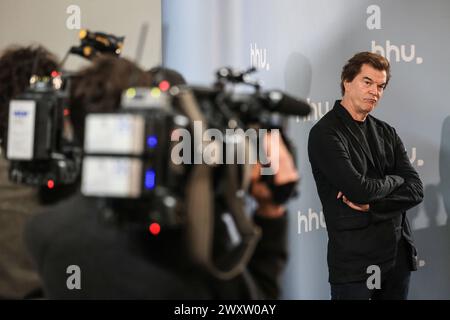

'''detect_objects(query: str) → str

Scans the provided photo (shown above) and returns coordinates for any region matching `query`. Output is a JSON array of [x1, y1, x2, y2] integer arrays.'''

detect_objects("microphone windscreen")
[[266, 90, 311, 116]]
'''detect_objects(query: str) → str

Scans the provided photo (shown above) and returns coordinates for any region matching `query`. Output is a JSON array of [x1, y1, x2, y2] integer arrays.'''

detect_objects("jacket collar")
[[333, 100, 382, 173]]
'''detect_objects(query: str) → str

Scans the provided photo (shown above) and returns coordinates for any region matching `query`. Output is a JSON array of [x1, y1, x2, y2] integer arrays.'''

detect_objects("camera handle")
[[177, 88, 261, 280]]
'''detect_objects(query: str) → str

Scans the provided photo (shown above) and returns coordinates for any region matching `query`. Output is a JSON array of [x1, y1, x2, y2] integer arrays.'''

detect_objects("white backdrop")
[[0, 0, 162, 70]]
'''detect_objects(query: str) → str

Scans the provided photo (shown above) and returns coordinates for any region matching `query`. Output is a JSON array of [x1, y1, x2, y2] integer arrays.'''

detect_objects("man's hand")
[[337, 191, 370, 212], [251, 132, 299, 218]]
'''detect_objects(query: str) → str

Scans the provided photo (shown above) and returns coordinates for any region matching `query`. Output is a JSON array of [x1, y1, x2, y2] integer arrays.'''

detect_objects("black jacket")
[[25, 193, 288, 299], [308, 100, 423, 284]]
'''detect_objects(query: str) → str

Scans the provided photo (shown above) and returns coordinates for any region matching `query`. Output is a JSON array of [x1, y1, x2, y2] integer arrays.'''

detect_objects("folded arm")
[[308, 126, 404, 204], [369, 130, 423, 213]]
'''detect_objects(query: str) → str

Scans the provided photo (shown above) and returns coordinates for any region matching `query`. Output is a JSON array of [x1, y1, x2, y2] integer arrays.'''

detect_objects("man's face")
[[343, 64, 387, 115]]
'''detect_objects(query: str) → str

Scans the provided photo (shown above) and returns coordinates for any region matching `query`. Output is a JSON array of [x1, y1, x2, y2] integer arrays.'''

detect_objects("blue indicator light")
[[147, 135, 158, 148], [145, 169, 156, 190]]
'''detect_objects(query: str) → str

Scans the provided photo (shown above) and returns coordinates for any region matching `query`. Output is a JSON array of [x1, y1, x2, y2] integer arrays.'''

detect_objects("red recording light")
[[51, 71, 59, 78], [47, 180, 55, 189], [159, 80, 170, 92], [64, 108, 70, 116], [149, 222, 161, 236]]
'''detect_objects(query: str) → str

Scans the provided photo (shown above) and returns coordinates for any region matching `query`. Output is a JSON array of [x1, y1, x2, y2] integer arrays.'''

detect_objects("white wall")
[[0, 0, 161, 70]]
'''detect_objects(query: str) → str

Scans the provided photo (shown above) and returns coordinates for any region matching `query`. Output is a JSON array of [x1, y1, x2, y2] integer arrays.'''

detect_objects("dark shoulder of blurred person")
[[26, 192, 287, 299], [0, 45, 59, 299]]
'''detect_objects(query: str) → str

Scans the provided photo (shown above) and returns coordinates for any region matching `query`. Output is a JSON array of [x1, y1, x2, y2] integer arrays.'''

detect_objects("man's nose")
[[368, 83, 379, 96]]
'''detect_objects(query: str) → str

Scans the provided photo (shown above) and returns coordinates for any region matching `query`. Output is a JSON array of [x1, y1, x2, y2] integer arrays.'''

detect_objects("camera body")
[[5, 74, 80, 188], [81, 87, 190, 226], [4, 29, 125, 190], [70, 29, 124, 60]]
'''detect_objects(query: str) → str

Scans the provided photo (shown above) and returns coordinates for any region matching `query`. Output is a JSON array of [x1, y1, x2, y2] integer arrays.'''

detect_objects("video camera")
[[81, 85, 189, 226], [4, 29, 125, 189], [80, 66, 311, 279], [80, 66, 311, 225], [5, 72, 80, 188]]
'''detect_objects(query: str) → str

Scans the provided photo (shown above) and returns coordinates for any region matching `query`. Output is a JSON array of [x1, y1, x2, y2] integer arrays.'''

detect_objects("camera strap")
[[177, 88, 261, 281]]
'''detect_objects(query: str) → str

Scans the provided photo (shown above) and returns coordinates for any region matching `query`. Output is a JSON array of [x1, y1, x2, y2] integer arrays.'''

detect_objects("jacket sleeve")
[[369, 130, 424, 213], [247, 213, 288, 299], [308, 125, 404, 204]]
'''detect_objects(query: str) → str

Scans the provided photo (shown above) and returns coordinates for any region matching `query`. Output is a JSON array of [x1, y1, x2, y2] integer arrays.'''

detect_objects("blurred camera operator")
[[25, 56, 299, 299], [0, 45, 59, 299]]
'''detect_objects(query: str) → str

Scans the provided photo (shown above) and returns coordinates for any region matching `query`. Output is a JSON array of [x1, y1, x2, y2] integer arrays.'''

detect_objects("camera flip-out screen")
[[82, 113, 146, 198], [7, 100, 36, 160]]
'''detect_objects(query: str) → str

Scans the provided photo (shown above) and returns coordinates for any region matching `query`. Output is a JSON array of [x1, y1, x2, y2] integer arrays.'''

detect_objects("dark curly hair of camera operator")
[[148, 66, 187, 86], [69, 56, 152, 144], [0, 45, 58, 144]]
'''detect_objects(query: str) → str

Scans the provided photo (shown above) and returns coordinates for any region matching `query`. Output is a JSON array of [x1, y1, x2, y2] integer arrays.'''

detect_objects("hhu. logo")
[[366, 5, 423, 65], [250, 43, 270, 71], [297, 209, 327, 234], [372, 40, 423, 64]]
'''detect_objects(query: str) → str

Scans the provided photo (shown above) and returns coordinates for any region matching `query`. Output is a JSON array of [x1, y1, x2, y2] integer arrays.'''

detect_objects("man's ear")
[[343, 80, 350, 93]]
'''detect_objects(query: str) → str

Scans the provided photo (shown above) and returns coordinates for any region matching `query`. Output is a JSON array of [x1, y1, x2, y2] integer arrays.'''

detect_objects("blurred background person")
[[0, 45, 58, 299]]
